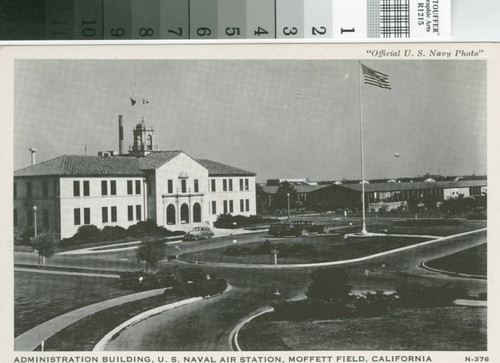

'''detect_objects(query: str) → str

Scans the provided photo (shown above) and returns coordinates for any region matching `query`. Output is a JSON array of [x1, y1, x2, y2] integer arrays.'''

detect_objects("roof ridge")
[[59, 155, 67, 175]]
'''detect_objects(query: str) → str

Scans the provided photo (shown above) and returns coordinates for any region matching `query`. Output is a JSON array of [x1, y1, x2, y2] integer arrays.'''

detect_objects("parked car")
[[268, 223, 305, 237], [292, 220, 328, 234], [183, 226, 215, 241]]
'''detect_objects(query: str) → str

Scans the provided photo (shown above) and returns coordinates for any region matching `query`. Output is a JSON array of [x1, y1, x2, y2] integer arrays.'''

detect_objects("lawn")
[[15, 271, 133, 337], [239, 306, 487, 351], [425, 243, 487, 276], [41, 292, 180, 351], [180, 235, 428, 265]]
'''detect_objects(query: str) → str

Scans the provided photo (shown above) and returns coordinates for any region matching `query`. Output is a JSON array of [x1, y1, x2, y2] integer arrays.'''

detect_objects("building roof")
[[14, 155, 144, 177], [195, 159, 256, 176], [261, 184, 328, 194], [137, 151, 183, 170], [337, 180, 487, 193]]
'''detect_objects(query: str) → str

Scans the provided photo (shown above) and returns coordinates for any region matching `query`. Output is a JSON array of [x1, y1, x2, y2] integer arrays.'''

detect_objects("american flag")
[[361, 64, 391, 90]]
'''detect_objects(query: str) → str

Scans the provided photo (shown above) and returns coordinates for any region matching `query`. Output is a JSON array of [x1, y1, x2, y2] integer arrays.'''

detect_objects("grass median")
[[238, 306, 487, 351], [425, 243, 487, 276]]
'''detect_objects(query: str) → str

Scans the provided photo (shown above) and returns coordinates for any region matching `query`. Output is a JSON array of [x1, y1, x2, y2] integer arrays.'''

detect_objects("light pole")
[[287, 193, 291, 222], [271, 249, 279, 265], [32, 205, 38, 266]]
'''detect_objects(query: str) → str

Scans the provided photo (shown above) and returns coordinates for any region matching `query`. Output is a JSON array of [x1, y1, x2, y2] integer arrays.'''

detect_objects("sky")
[[14, 59, 486, 182]]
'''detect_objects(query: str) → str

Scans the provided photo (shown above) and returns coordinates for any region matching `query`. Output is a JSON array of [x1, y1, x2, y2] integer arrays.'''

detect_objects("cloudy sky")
[[14, 59, 486, 182]]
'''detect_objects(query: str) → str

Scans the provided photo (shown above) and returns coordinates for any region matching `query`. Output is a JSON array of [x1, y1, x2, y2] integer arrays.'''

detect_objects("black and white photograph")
[[3, 43, 498, 359]]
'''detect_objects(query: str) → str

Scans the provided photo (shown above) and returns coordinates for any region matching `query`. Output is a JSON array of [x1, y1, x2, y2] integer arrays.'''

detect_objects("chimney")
[[29, 148, 37, 166], [118, 115, 124, 155]]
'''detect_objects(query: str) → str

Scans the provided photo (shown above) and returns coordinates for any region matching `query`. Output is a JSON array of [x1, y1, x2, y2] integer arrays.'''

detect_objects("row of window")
[[13, 208, 49, 228], [167, 179, 199, 194], [74, 205, 142, 226], [73, 179, 142, 197], [211, 199, 250, 215], [14, 181, 50, 199], [211, 178, 250, 193]]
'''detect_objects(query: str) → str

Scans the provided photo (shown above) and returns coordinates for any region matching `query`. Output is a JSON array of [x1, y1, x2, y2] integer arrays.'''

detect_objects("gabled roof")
[[137, 151, 183, 170], [261, 184, 328, 194], [195, 159, 256, 177], [338, 180, 487, 193], [14, 155, 144, 177]]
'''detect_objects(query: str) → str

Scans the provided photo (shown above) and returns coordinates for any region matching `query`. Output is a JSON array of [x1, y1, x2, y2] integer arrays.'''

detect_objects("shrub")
[[73, 225, 102, 243], [395, 283, 468, 308], [306, 268, 352, 302], [354, 291, 395, 317], [214, 214, 263, 229], [393, 219, 463, 227], [101, 226, 127, 241], [14, 226, 34, 246], [127, 220, 168, 238]]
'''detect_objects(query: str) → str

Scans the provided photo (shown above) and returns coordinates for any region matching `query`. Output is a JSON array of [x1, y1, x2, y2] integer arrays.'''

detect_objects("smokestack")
[[29, 148, 37, 165], [118, 115, 124, 155]]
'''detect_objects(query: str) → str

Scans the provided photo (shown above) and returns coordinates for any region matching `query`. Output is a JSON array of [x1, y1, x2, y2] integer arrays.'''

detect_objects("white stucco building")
[[14, 119, 257, 238]]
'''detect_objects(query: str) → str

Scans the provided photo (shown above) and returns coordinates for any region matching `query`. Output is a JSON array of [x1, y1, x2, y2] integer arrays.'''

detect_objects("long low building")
[[14, 118, 257, 238], [262, 179, 487, 212]]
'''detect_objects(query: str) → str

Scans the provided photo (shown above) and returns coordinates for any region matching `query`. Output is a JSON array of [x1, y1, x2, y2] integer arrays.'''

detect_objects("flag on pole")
[[361, 64, 391, 90], [130, 97, 137, 106], [142, 98, 149, 105]]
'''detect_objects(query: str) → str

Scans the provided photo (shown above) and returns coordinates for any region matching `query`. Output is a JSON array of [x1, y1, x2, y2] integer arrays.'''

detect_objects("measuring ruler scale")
[[43, 0, 451, 41]]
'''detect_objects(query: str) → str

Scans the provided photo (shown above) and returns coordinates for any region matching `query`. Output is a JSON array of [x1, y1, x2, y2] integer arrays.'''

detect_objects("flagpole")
[[359, 62, 367, 234]]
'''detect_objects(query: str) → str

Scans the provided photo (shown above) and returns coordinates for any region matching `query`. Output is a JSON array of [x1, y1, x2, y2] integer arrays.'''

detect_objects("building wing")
[[195, 159, 256, 177]]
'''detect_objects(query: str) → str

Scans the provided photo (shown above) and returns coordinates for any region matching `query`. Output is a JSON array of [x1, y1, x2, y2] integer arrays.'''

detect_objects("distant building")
[[263, 179, 487, 212], [14, 117, 256, 238]]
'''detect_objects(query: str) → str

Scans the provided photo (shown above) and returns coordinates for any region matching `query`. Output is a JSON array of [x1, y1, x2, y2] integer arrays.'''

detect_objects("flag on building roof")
[[361, 64, 391, 90], [130, 97, 137, 106], [142, 98, 149, 104]]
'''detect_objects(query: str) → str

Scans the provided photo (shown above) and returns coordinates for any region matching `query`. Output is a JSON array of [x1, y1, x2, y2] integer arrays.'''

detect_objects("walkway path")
[[14, 288, 166, 351], [14, 267, 120, 279]]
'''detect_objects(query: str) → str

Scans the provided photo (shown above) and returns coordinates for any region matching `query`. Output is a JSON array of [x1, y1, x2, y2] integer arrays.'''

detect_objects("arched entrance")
[[180, 203, 189, 223], [166, 204, 175, 225], [193, 203, 201, 223]]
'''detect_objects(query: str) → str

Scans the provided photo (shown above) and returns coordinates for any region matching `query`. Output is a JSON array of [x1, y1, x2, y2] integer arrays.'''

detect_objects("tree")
[[271, 182, 298, 211], [31, 232, 58, 267], [306, 268, 352, 302], [136, 238, 166, 272], [256, 184, 269, 215]]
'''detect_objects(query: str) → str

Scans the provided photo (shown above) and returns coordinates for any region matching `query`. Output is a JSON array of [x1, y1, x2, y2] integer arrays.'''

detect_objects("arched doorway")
[[180, 203, 189, 223], [193, 203, 201, 223], [166, 204, 175, 225]]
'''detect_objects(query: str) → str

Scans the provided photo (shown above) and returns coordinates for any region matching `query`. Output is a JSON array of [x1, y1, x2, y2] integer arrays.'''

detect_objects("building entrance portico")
[[162, 194, 204, 230]]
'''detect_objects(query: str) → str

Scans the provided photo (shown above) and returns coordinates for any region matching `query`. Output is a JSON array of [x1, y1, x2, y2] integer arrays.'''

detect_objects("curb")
[[178, 228, 486, 269], [420, 261, 487, 280], [229, 307, 274, 351], [93, 283, 232, 351]]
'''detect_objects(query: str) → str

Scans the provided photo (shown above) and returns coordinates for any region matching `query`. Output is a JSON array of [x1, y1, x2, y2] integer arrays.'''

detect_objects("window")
[[14, 182, 17, 199], [240, 199, 244, 212], [42, 181, 48, 197], [84, 208, 90, 224], [110, 180, 116, 195], [43, 209, 49, 228], [136, 205, 142, 221], [229, 179, 233, 191], [102, 207, 108, 223], [223, 179, 227, 192], [14, 209, 17, 227], [74, 208, 81, 225], [101, 180, 108, 196], [83, 181, 90, 196], [128, 205, 134, 221], [111, 206, 117, 222], [194, 179, 199, 193], [245, 178, 249, 191], [166, 204, 176, 225], [181, 179, 187, 193], [27, 181, 32, 198], [27, 208, 33, 226], [168, 180, 173, 194], [229, 200, 234, 213], [246, 199, 250, 212], [211, 201, 217, 215], [239, 179, 244, 191], [193, 203, 201, 222], [127, 180, 133, 195], [135, 180, 141, 194], [223, 201, 228, 214], [211, 179, 216, 192]]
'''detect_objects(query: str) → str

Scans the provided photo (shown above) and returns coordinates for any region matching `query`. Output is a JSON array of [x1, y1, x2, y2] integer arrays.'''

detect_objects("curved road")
[[103, 229, 487, 351]]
